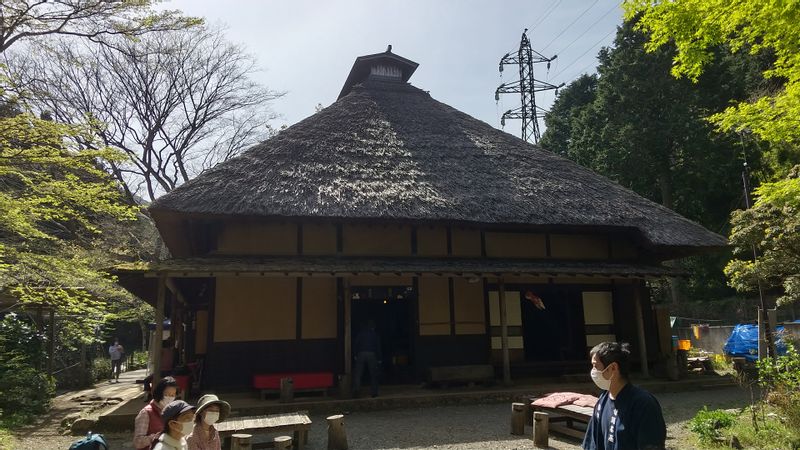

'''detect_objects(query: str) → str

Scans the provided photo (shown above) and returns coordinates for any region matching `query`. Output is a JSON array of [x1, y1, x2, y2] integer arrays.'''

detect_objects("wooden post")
[[511, 402, 526, 435], [231, 434, 252, 450], [274, 436, 292, 450], [634, 283, 650, 378], [533, 411, 549, 448], [344, 280, 352, 376], [498, 277, 511, 386], [152, 274, 166, 386], [48, 308, 55, 377], [327, 414, 348, 450], [280, 377, 294, 403]]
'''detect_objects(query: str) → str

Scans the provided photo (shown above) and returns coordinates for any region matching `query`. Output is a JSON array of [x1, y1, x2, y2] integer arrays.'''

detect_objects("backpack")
[[68, 432, 108, 450]]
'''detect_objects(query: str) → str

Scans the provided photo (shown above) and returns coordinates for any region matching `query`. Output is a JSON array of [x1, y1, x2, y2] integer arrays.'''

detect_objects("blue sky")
[[161, 0, 623, 140]]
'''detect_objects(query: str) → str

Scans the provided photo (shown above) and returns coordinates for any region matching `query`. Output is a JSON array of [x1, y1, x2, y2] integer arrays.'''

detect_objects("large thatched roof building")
[[118, 48, 724, 392]]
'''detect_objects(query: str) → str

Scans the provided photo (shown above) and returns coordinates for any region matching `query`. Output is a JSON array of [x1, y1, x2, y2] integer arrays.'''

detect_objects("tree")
[[540, 21, 769, 304], [726, 167, 800, 306], [0, 0, 199, 53], [626, 0, 800, 304], [625, 0, 800, 159], [14, 25, 283, 201]]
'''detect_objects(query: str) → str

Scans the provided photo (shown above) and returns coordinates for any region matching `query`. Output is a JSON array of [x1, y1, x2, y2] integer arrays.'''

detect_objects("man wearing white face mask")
[[582, 342, 666, 450], [187, 394, 231, 450]]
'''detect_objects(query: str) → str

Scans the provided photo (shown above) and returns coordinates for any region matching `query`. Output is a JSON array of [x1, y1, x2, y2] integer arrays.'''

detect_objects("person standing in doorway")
[[109, 338, 124, 383], [582, 341, 666, 450], [353, 319, 382, 398]]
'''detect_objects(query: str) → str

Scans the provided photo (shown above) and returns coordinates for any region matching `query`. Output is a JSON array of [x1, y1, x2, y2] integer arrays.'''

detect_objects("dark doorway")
[[350, 285, 415, 384], [520, 285, 585, 362]]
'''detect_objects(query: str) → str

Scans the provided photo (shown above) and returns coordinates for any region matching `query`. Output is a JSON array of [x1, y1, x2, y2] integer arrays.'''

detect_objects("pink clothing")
[[134, 400, 164, 450], [186, 423, 221, 450]]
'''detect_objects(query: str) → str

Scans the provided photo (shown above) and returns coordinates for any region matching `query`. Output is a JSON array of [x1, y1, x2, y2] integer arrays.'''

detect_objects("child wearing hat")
[[187, 394, 231, 450], [152, 400, 196, 450]]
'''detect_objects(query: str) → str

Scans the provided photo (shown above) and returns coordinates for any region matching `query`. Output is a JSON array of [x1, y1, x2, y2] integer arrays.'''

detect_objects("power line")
[[530, 0, 565, 32], [552, 28, 616, 79], [553, 1, 622, 58], [541, 0, 601, 53]]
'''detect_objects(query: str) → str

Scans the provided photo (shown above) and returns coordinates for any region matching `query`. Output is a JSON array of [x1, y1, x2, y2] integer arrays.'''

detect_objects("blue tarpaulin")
[[723, 324, 788, 362]]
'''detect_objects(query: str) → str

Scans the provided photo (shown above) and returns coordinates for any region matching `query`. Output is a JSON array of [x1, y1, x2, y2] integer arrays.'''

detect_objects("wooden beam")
[[633, 282, 650, 378], [152, 274, 166, 386], [499, 277, 511, 386]]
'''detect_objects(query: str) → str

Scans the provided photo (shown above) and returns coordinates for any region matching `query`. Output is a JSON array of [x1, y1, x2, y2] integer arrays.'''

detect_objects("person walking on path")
[[187, 394, 230, 450], [109, 338, 124, 383], [353, 319, 382, 398], [134, 376, 179, 450], [582, 341, 666, 450]]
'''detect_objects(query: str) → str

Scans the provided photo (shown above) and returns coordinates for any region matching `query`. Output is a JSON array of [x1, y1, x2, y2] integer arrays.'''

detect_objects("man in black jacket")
[[353, 320, 382, 398]]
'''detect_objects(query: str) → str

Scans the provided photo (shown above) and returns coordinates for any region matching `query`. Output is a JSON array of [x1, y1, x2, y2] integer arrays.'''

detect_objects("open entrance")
[[350, 285, 415, 384], [520, 285, 586, 363]]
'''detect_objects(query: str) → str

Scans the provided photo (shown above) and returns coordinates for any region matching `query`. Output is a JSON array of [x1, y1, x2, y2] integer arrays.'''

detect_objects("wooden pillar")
[[231, 434, 252, 450], [510, 402, 526, 435], [633, 282, 650, 378], [327, 414, 348, 450], [533, 411, 549, 448], [344, 280, 352, 375], [498, 277, 511, 386], [274, 436, 292, 450], [152, 274, 166, 386], [48, 308, 55, 377]]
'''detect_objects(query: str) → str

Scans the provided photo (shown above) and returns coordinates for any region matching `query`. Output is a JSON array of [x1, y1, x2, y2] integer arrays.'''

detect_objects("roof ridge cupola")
[[337, 45, 419, 100]]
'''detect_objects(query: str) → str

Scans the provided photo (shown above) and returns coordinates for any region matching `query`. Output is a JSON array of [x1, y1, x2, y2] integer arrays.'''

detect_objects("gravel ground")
[[9, 386, 752, 450]]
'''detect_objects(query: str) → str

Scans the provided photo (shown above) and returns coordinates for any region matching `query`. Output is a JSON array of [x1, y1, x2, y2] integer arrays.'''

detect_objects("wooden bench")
[[253, 372, 334, 400], [427, 364, 495, 387], [217, 411, 312, 449], [530, 403, 592, 440]]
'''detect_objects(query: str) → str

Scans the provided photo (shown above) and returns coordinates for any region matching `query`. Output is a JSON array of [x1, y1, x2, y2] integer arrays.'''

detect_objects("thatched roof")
[[151, 50, 725, 250]]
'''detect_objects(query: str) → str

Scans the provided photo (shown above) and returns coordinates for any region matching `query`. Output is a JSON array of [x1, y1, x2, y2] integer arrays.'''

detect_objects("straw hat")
[[195, 394, 231, 422]]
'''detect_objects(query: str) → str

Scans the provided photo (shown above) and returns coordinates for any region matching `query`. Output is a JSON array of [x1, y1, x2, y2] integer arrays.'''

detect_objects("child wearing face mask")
[[152, 400, 196, 450], [187, 394, 231, 450], [134, 376, 179, 450]]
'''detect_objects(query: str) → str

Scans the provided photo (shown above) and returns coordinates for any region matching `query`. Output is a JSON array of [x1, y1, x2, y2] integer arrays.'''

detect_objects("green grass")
[[0, 425, 15, 450], [689, 405, 800, 449]]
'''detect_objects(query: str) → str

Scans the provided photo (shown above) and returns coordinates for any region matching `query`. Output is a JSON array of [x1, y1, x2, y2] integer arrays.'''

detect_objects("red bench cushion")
[[252, 372, 334, 390]]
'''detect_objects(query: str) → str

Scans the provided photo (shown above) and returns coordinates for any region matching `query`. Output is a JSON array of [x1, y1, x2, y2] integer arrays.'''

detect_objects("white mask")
[[204, 411, 220, 425], [175, 420, 194, 436], [160, 396, 175, 409], [590, 366, 612, 391]]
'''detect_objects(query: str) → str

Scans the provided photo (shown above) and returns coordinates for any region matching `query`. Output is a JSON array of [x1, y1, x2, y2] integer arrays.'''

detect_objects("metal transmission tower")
[[495, 29, 564, 144]]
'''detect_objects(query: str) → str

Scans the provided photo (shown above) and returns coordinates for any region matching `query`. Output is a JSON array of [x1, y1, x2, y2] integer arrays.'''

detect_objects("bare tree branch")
[[10, 25, 284, 201]]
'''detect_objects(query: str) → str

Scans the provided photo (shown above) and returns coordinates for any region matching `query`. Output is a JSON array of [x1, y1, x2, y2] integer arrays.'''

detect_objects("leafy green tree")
[[0, 0, 199, 52], [541, 21, 768, 303], [626, 0, 800, 304]]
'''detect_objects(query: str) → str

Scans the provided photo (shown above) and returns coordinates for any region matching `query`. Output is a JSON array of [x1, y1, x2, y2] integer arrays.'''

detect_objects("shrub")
[[130, 350, 148, 370], [90, 357, 112, 383], [689, 407, 736, 444]]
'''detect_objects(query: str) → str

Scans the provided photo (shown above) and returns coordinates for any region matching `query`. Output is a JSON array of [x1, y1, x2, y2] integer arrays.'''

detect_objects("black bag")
[[68, 432, 108, 450]]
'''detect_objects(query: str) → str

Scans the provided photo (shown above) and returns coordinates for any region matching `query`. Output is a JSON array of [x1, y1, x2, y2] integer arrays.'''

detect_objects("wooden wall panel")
[[214, 277, 296, 342], [217, 222, 297, 255], [451, 228, 481, 257], [342, 224, 411, 256], [419, 277, 450, 335], [453, 278, 485, 335], [417, 226, 448, 256], [194, 310, 208, 355], [303, 223, 337, 255], [550, 234, 609, 259], [301, 278, 337, 339], [485, 232, 547, 258]]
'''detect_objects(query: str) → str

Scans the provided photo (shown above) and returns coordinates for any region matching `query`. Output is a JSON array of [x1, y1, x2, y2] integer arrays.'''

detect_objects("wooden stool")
[[533, 411, 549, 448], [274, 435, 293, 450], [231, 433, 252, 450], [511, 402, 526, 435], [327, 414, 348, 450]]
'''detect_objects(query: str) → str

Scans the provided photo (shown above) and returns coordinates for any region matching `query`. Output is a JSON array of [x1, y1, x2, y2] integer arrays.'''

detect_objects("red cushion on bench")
[[252, 372, 334, 390]]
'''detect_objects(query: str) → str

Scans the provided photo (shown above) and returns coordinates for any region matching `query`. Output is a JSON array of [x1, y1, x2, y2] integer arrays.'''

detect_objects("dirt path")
[[8, 384, 752, 450]]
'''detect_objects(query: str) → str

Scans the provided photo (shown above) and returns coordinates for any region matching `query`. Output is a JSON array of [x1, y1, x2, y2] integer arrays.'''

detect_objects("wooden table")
[[531, 403, 593, 440], [217, 411, 312, 449]]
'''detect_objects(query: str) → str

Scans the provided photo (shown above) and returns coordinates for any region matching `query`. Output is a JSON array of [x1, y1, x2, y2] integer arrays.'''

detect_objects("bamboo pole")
[[634, 283, 650, 378]]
